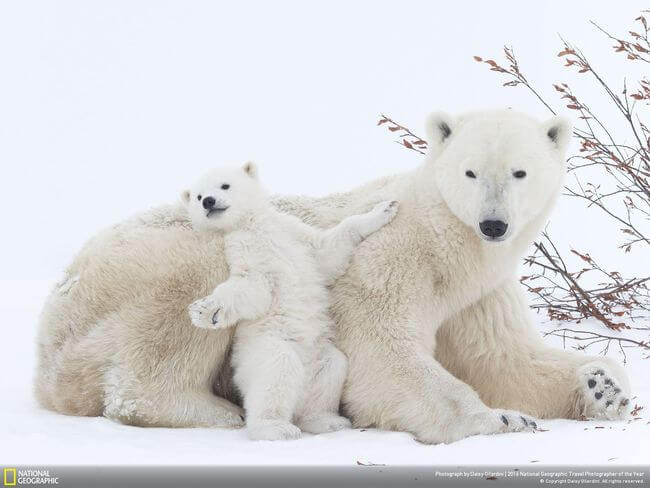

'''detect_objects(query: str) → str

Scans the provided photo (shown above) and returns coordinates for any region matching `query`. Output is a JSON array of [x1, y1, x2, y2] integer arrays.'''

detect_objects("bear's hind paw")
[[578, 363, 631, 420]]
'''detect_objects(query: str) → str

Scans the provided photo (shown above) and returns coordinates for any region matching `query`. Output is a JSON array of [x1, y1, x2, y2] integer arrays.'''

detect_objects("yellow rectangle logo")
[[3, 468, 16, 486]]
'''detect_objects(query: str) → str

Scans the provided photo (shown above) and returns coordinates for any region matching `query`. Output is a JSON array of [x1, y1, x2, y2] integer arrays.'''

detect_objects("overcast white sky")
[[0, 0, 647, 282]]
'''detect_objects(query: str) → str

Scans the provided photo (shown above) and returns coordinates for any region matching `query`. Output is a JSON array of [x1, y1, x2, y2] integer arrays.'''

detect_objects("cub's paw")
[[371, 200, 399, 225], [358, 200, 399, 237], [188, 294, 234, 330], [578, 362, 631, 420], [298, 414, 352, 434], [247, 421, 302, 441]]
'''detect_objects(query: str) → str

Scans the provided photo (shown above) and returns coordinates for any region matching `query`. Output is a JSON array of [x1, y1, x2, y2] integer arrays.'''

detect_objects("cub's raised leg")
[[314, 200, 398, 283]]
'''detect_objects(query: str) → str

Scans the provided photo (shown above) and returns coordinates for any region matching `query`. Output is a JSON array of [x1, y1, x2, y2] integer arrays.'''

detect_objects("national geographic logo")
[[3, 469, 16, 487], [3, 469, 59, 486]]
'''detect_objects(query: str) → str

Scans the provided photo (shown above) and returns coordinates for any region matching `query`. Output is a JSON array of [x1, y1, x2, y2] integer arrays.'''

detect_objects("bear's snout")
[[479, 220, 508, 239], [202, 196, 216, 210]]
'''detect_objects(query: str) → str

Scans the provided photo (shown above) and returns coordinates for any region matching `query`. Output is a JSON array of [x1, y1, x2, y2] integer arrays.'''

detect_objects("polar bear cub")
[[182, 162, 398, 440]]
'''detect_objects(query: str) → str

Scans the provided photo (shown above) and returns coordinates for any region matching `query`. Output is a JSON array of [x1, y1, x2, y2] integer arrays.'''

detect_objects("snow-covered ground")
[[1, 278, 647, 466]]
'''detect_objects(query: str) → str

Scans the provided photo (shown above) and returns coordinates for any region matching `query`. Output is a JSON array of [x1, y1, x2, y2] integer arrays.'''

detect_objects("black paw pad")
[[595, 369, 605, 376], [530, 421, 537, 429], [587, 379, 596, 388], [614, 388, 621, 394], [595, 392, 603, 400], [605, 401, 613, 407], [501, 415, 508, 426], [604, 378, 612, 385]]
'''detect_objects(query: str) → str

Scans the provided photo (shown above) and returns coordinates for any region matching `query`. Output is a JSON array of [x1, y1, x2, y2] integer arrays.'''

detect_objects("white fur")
[[182, 163, 398, 440], [34, 110, 632, 444]]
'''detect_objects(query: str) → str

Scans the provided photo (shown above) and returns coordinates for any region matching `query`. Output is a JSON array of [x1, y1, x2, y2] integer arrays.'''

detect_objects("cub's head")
[[182, 162, 265, 231], [425, 110, 571, 243]]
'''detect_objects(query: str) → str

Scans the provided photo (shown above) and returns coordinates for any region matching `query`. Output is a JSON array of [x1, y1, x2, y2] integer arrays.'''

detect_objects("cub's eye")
[[197, 195, 202, 201], [221, 184, 230, 190], [513, 170, 527, 179], [465, 170, 477, 179]]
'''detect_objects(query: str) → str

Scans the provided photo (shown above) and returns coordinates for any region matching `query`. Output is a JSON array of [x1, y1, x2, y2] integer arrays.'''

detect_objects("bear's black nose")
[[202, 196, 216, 210], [479, 220, 508, 238]]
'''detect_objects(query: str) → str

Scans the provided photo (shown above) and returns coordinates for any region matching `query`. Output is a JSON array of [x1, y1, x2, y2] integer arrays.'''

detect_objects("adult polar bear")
[[35, 110, 631, 443]]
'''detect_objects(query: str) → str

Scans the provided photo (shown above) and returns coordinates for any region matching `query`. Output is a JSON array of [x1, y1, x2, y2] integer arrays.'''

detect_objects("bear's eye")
[[197, 194, 202, 201], [465, 170, 477, 179], [513, 170, 527, 179], [221, 184, 230, 190]]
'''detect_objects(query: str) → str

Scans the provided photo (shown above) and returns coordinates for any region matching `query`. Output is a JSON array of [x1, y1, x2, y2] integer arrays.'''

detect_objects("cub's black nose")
[[202, 196, 216, 210], [479, 220, 508, 238]]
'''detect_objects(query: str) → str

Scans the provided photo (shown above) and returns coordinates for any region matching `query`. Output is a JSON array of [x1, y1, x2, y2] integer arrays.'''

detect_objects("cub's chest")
[[226, 230, 314, 272]]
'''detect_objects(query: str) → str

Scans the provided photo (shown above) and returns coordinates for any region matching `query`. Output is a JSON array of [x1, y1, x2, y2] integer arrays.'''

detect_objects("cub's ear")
[[543, 116, 572, 154], [242, 161, 258, 179], [425, 112, 455, 154], [180, 189, 191, 205]]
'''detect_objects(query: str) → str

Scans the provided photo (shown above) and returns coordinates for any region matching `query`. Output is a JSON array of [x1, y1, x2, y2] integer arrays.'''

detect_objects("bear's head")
[[425, 110, 571, 243], [182, 162, 266, 231]]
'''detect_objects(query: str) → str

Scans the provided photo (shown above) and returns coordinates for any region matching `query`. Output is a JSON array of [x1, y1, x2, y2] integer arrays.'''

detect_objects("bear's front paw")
[[494, 409, 538, 433], [578, 361, 632, 420], [416, 407, 540, 444], [188, 294, 235, 330]]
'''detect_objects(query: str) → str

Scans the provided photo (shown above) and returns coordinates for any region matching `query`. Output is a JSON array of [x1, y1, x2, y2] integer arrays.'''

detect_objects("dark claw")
[[520, 416, 528, 426], [605, 401, 613, 407], [595, 392, 603, 400], [501, 415, 508, 426], [620, 398, 629, 407], [587, 379, 596, 388], [211, 309, 221, 325]]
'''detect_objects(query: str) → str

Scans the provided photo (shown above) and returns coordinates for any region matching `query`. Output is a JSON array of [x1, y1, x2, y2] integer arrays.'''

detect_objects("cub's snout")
[[202, 196, 216, 210]]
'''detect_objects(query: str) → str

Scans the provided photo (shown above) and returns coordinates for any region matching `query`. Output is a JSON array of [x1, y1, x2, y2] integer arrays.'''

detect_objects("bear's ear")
[[242, 161, 258, 179], [543, 116, 572, 154], [180, 189, 191, 205], [425, 112, 455, 152]]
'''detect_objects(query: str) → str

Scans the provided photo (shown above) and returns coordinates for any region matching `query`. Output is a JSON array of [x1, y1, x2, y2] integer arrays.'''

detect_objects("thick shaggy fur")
[[35, 110, 632, 443], [182, 164, 398, 440]]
